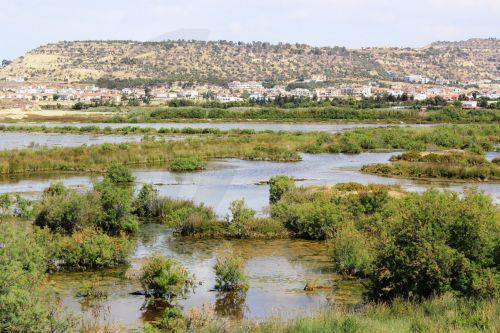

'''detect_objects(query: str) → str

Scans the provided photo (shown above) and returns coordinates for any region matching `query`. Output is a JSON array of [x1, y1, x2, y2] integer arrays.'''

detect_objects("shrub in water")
[[105, 163, 135, 183], [214, 248, 249, 292], [269, 175, 295, 204], [140, 255, 194, 299], [168, 155, 206, 172]]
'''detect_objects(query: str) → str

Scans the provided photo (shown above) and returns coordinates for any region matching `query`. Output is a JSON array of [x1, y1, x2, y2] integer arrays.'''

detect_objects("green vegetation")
[[35, 227, 133, 270], [105, 163, 135, 183], [269, 175, 295, 203], [362, 151, 500, 181], [133, 184, 217, 227], [176, 198, 289, 239], [328, 223, 374, 276], [214, 247, 249, 292], [31, 167, 138, 270], [168, 155, 206, 172], [367, 189, 498, 301], [114, 105, 499, 123], [35, 181, 139, 236], [0, 219, 75, 332], [0, 124, 497, 175], [139, 254, 194, 299], [199, 295, 499, 333], [0, 124, 257, 136], [269, 182, 499, 300]]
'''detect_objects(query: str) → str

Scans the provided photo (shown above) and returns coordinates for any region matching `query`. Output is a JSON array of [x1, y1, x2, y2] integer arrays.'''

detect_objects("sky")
[[1, 0, 499, 59]]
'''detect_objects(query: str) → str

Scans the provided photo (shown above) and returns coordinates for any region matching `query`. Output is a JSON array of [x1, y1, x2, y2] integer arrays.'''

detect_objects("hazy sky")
[[1, 0, 499, 59]]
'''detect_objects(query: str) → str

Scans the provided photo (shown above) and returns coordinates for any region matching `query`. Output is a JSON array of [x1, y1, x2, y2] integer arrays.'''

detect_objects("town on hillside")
[[1, 75, 499, 110]]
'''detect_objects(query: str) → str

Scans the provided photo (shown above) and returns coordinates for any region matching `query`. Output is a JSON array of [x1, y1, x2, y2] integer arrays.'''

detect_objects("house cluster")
[[379, 83, 500, 101], [0, 79, 498, 105], [0, 85, 125, 103]]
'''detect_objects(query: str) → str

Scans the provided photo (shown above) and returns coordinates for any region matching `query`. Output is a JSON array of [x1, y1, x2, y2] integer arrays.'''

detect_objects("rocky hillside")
[[1, 39, 498, 84]]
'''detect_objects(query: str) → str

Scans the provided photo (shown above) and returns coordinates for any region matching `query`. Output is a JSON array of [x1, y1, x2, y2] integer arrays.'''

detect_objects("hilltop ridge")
[[1, 38, 498, 84]]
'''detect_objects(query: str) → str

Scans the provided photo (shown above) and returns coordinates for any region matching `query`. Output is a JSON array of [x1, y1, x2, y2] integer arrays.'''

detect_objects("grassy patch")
[[0, 124, 497, 175], [361, 151, 500, 181]]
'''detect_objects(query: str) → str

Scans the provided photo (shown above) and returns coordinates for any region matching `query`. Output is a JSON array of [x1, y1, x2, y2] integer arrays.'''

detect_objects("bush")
[[272, 196, 343, 240], [140, 255, 194, 299], [0, 221, 74, 331], [134, 184, 159, 217], [367, 189, 499, 301], [36, 227, 134, 270], [214, 249, 249, 292], [105, 163, 135, 183], [94, 179, 139, 235], [226, 199, 256, 236], [34, 190, 102, 234], [36, 181, 138, 236], [329, 224, 373, 276], [168, 155, 206, 172], [269, 175, 295, 204]]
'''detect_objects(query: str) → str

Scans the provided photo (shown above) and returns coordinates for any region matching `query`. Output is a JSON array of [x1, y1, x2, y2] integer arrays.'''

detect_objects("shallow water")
[[51, 224, 362, 330], [11, 151, 496, 330], [0, 132, 146, 150], [1, 121, 437, 133], [1, 153, 498, 212]]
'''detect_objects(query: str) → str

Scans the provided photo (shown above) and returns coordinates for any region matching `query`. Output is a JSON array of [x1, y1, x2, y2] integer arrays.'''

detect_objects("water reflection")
[[215, 291, 247, 320]]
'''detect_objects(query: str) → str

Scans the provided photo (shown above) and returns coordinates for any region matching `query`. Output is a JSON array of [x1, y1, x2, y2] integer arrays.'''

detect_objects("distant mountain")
[[1, 38, 498, 84], [150, 29, 211, 42]]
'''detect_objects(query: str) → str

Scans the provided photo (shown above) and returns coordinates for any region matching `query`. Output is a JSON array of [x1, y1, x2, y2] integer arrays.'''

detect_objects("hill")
[[1, 38, 498, 84]]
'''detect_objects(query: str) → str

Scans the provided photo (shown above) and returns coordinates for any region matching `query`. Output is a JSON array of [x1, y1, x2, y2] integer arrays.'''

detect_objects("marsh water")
[[41, 152, 498, 330], [1, 152, 498, 210], [51, 226, 362, 329], [0, 124, 497, 330], [0, 121, 440, 150]]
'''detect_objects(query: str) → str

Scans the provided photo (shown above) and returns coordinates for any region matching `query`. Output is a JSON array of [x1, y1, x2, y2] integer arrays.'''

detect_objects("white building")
[[228, 81, 264, 92], [289, 88, 313, 98], [413, 93, 427, 101], [462, 101, 478, 109], [216, 95, 243, 103], [315, 87, 340, 99]]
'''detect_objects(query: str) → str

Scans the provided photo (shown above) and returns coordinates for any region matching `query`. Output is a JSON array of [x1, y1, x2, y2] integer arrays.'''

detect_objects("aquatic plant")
[[168, 155, 206, 172], [0, 220, 75, 332], [214, 248, 249, 292], [199, 294, 500, 333], [105, 163, 135, 183], [35, 227, 134, 270], [140, 254, 194, 299], [0, 124, 497, 175], [269, 175, 295, 204], [362, 151, 500, 181]]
